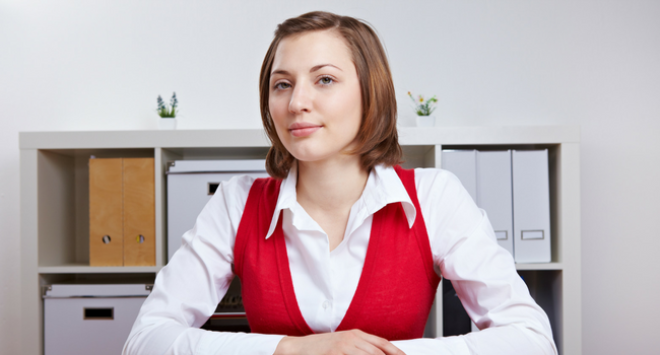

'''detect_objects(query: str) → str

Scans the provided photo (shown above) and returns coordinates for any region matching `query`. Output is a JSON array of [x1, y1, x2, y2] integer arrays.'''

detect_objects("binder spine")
[[512, 150, 551, 263]]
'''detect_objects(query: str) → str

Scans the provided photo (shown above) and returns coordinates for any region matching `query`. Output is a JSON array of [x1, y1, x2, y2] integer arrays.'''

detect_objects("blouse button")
[[322, 300, 330, 309]]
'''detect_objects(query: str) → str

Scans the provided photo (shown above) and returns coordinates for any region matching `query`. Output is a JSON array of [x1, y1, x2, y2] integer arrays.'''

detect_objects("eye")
[[318, 76, 334, 85], [274, 82, 291, 90]]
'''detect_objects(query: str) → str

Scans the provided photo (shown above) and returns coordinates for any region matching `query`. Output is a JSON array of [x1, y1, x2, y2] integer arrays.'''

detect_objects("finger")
[[352, 330, 406, 355], [353, 341, 387, 355], [339, 330, 385, 355]]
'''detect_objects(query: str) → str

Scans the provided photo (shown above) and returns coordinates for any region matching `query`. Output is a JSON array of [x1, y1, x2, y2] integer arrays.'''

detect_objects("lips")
[[289, 122, 323, 137]]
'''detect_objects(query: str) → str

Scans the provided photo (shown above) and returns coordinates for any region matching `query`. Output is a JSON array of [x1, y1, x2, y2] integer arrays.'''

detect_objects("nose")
[[288, 81, 312, 114]]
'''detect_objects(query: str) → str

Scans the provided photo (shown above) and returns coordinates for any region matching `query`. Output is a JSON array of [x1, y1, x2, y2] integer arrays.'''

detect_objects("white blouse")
[[123, 164, 557, 355]]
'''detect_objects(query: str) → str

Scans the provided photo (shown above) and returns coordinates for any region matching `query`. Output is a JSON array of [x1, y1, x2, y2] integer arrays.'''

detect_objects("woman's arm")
[[122, 175, 285, 355], [398, 168, 558, 355]]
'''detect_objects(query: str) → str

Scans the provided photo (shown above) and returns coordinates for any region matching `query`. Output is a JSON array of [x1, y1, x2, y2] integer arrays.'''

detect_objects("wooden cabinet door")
[[89, 158, 124, 266], [123, 158, 155, 266]]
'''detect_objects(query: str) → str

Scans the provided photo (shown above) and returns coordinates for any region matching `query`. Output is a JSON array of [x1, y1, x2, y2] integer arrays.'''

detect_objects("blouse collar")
[[265, 163, 416, 239]]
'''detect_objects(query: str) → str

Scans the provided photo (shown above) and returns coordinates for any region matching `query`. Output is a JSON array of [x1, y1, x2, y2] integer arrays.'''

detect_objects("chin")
[[283, 138, 356, 165], [289, 151, 331, 164], [287, 146, 337, 164]]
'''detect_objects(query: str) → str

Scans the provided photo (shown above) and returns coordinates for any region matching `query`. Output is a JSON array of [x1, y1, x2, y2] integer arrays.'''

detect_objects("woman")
[[124, 11, 557, 355]]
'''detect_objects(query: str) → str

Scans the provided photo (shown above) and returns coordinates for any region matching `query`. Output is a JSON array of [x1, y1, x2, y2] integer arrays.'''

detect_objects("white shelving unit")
[[20, 126, 581, 355]]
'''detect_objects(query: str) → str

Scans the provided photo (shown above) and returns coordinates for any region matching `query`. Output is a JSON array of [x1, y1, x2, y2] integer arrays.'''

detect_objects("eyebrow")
[[311, 64, 342, 72], [271, 64, 342, 76]]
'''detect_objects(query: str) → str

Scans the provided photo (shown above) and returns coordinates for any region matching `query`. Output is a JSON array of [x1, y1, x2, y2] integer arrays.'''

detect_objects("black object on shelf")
[[442, 280, 472, 337], [201, 277, 251, 333]]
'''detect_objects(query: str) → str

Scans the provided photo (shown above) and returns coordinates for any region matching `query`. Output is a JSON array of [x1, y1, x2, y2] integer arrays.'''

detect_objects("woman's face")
[[268, 29, 362, 165]]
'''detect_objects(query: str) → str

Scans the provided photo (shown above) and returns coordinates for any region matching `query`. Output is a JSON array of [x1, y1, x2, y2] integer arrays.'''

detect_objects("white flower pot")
[[158, 118, 177, 130], [416, 115, 435, 127]]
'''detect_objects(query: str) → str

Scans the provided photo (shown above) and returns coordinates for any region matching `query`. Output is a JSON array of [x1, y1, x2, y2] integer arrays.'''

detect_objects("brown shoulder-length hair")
[[259, 11, 402, 178]]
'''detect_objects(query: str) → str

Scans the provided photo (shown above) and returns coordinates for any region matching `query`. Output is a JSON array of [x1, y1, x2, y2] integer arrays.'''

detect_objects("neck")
[[296, 155, 368, 212]]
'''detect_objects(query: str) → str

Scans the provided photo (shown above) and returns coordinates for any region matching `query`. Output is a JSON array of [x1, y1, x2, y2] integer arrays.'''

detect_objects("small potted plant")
[[408, 91, 438, 127], [157, 92, 178, 130]]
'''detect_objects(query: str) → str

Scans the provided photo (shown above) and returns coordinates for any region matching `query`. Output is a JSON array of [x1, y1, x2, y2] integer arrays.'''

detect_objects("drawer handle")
[[84, 307, 114, 320], [102, 235, 111, 244], [137, 234, 145, 243]]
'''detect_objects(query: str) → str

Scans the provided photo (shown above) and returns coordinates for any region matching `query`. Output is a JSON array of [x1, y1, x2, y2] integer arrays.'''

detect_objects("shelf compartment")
[[439, 143, 562, 264], [401, 145, 439, 169], [518, 269, 563, 353], [37, 148, 155, 268], [441, 269, 562, 351]]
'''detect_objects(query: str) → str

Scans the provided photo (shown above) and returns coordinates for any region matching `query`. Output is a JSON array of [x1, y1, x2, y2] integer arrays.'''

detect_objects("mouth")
[[288, 122, 323, 137]]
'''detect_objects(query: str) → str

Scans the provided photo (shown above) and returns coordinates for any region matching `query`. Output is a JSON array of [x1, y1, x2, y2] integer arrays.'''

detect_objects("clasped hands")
[[273, 329, 406, 355]]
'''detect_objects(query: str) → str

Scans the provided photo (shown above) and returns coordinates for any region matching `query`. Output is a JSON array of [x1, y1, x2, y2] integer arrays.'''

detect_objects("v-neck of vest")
[[272, 204, 389, 334]]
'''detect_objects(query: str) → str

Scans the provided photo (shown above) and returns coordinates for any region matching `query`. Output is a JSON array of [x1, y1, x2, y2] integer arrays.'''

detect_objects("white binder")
[[512, 150, 551, 263], [167, 160, 268, 262], [476, 150, 514, 255], [441, 150, 477, 201]]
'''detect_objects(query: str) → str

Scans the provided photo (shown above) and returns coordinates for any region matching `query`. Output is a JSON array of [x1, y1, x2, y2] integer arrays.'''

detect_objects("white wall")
[[1, 0, 659, 353]]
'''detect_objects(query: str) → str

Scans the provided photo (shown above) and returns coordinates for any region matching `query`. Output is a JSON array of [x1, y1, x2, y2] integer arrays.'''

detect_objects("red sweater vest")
[[233, 166, 441, 340]]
